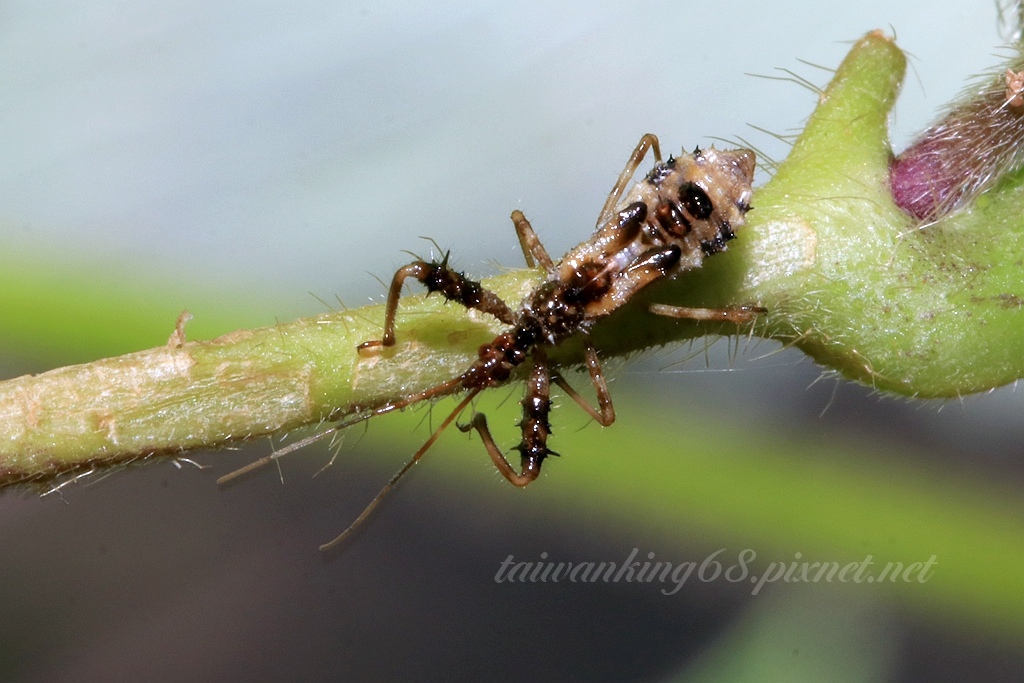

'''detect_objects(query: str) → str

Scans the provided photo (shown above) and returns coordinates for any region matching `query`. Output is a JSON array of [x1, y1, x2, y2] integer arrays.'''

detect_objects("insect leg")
[[358, 255, 516, 352], [510, 210, 555, 272], [458, 348, 553, 487], [551, 338, 614, 426], [649, 303, 766, 324], [319, 388, 482, 551], [596, 133, 662, 228]]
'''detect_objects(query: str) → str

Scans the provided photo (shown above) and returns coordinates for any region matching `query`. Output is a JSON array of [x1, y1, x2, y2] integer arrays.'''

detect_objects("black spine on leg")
[[417, 257, 515, 325], [514, 356, 556, 478]]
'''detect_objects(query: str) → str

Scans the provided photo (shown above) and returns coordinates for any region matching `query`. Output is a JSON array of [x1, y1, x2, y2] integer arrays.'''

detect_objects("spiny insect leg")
[[649, 303, 766, 324], [358, 257, 516, 353], [551, 339, 615, 427], [319, 388, 481, 551], [458, 348, 553, 487], [596, 133, 662, 228], [510, 209, 555, 272]]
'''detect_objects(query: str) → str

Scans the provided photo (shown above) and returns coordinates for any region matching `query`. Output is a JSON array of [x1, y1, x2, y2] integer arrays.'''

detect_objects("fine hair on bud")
[[891, 51, 1024, 221]]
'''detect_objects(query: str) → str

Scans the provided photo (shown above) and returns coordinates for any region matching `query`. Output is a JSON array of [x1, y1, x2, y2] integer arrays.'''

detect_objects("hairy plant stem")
[[3, 31, 1023, 485]]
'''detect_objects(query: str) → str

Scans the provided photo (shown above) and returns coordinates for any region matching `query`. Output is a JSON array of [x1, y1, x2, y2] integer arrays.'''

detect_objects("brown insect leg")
[[458, 348, 554, 487], [358, 255, 516, 353], [551, 339, 614, 426], [597, 133, 662, 229], [460, 413, 539, 487], [649, 303, 766, 324], [511, 209, 555, 273], [319, 388, 481, 551]]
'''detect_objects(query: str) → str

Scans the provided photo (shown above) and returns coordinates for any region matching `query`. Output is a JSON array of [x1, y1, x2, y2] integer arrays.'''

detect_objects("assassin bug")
[[221, 134, 761, 550]]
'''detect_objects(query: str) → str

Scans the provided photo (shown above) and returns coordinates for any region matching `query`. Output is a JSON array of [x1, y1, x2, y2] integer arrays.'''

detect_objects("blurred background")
[[1, 1, 1023, 681]]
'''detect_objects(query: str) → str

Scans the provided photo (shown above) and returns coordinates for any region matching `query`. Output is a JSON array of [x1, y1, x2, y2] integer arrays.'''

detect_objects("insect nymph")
[[225, 135, 760, 549]]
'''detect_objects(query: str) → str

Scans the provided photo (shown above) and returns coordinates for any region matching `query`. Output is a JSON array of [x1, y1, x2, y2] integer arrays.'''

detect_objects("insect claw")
[[456, 413, 480, 433]]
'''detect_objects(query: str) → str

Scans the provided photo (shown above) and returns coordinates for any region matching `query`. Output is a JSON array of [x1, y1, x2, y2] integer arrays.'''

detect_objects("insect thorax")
[[462, 145, 755, 390], [552, 146, 755, 320]]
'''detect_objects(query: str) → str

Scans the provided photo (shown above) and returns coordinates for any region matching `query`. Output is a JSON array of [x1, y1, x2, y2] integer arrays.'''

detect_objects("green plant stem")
[[2, 31, 1024, 483]]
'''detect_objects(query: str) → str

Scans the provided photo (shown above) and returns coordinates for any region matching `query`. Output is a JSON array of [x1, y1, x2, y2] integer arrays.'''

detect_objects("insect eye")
[[679, 182, 714, 220]]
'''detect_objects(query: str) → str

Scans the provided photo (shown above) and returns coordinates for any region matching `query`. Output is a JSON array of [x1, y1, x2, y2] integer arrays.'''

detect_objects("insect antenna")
[[217, 375, 468, 486], [319, 388, 481, 551], [216, 418, 360, 486]]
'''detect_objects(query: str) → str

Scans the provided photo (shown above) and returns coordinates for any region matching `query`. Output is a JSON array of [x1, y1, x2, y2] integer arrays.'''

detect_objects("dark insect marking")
[[653, 200, 691, 237], [679, 182, 714, 221], [699, 220, 736, 256], [464, 339, 515, 388], [612, 201, 648, 246], [513, 319, 542, 349], [564, 263, 610, 301], [620, 201, 648, 224], [645, 162, 674, 187], [626, 245, 682, 275], [524, 281, 588, 342]]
